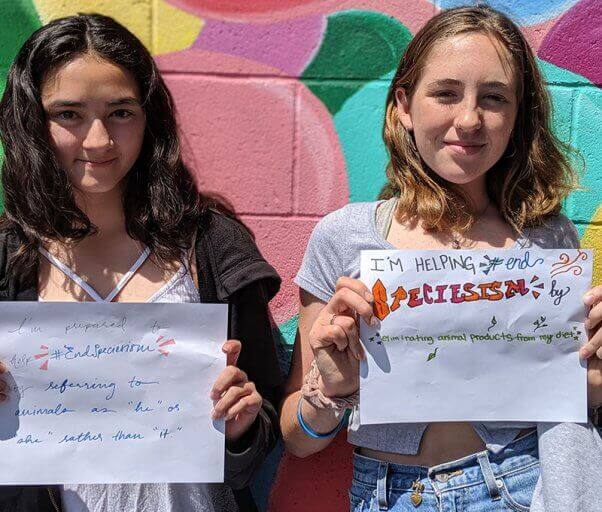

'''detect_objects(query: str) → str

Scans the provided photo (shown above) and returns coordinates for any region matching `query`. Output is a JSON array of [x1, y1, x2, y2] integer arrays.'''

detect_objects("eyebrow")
[[426, 79, 512, 89], [46, 97, 141, 108]]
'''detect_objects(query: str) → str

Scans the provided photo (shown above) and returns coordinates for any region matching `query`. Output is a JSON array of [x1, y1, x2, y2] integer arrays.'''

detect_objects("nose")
[[454, 100, 482, 132], [82, 119, 112, 150]]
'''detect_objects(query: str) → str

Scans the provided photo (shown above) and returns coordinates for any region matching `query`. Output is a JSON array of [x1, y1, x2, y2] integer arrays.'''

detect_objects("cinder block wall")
[[1, 1, 600, 511]]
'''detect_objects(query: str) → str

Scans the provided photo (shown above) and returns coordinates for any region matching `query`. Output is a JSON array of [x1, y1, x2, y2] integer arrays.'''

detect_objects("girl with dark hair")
[[280, 5, 602, 512], [0, 13, 282, 512]]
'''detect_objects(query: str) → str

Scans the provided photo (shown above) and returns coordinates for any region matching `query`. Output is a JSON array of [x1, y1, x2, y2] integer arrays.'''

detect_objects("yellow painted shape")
[[32, 0, 202, 55], [154, 0, 203, 55], [581, 206, 602, 286]]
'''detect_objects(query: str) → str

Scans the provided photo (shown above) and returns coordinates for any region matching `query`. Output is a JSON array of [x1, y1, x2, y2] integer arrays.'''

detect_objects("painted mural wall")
[[0, 1, 600, 510]]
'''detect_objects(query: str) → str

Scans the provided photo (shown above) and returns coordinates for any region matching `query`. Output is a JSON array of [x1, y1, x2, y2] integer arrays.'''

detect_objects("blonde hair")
[[381, 5, 578, 234]]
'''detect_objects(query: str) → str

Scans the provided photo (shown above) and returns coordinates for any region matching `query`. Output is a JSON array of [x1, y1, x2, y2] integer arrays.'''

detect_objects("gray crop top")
[[295, 199, 581, 455]]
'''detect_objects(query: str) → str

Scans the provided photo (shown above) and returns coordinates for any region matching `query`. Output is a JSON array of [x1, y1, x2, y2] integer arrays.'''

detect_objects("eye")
[[54, 110, 80, 121], [431, 90, 458, 103], [484, 94, 509, 104], [110, 109, 135, 119]]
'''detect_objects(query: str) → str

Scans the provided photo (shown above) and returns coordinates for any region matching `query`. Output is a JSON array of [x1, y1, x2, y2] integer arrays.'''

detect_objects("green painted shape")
[[302, 10, 411, 115], [334, 72, 392, 202], [0, 0, 41, 214], [0, 0, 41, 96]]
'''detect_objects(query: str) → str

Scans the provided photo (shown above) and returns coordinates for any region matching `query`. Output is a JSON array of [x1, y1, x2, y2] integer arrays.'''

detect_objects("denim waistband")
[[352, 430, 538, 495]]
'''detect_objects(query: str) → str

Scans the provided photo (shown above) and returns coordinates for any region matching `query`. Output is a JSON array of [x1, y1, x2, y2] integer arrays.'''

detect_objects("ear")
[[394, 88, 413, 131]]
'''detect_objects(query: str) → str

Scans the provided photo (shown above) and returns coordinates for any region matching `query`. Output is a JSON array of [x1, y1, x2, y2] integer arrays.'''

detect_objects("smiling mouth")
[[443, 142, 486, 155], [78, 158, 117, 165]]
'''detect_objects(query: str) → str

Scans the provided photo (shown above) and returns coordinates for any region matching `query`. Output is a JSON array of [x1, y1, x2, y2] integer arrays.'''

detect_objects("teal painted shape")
[[302, 10, 411, 114], [538, 57, 591, 86], [568, 87, 602, 232], [278, 314, 298, 347], [333, 72, 392, 202], [540, 58, 601, 234], [0, 0, 41, 213]]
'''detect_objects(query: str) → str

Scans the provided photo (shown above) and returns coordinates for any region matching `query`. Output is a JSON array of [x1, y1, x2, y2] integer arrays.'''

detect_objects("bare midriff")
[[358, 423, 535, 467]]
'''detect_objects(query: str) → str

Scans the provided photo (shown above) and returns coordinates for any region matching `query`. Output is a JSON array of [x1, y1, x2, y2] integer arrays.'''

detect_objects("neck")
[[458, 175, 490, 214], [73, 187, 127, 240]]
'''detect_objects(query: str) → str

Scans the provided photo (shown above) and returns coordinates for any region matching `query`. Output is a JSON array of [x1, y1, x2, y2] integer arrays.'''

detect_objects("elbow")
[[281, 429, 321, 459]]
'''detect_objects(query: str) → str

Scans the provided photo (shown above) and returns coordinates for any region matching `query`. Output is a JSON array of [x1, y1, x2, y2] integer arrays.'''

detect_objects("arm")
[[280, 279, 375, 458], [219, 280, 283, 489]]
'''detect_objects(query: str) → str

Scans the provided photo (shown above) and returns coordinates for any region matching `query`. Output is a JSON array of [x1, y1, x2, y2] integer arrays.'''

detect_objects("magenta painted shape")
[[539, 0, 601, 85], [194, 16, 325, 76], [170, 0, 435, 33]]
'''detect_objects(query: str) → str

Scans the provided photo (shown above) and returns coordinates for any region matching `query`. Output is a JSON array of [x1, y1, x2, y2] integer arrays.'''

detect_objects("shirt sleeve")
[[294, 209, 348, 303], [223, 279, 283, 490]]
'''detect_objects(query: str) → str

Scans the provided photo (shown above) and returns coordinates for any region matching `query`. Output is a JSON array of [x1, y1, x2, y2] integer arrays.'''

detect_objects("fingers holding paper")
[[0, 361, 7, 402], [211, 340, 263, 441], [308, 277, 374, 398], [580, 285, 602, 360]]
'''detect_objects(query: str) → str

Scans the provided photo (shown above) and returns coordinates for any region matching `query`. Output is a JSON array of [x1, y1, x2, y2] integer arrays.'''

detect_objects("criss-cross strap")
[[38, 246, 151, 302]]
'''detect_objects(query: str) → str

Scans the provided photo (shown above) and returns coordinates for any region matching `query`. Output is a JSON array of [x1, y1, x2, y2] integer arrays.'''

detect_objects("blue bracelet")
[[297, 397, 347, 439]]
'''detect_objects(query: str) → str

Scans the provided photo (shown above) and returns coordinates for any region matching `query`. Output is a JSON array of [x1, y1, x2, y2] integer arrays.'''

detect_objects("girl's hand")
[[308, 277, 375, 398], [211, 340, 263, 442], [0, 362, 7, 402], [580, 286, 602, 407]]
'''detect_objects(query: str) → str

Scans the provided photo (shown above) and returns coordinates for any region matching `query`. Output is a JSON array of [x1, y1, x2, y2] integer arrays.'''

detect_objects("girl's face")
[[41, 53, 146, 195], [396, 32, 518, 187]]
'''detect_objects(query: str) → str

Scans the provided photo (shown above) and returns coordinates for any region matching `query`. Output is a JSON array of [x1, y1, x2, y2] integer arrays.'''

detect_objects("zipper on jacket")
[[48, 487, 61, 512]]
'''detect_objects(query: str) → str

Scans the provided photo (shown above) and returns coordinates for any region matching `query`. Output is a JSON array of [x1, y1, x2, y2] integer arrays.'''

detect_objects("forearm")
[[224, 398, 279, 489], [280, 390, 342, 458]]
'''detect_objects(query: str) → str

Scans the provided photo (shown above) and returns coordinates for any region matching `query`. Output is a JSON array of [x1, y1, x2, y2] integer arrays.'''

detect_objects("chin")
[[74, 181, 123, 195], [433, 166, 488, 186]]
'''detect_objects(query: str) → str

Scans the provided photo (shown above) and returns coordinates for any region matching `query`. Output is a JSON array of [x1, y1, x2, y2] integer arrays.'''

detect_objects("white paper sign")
[[360, 249, 592, 425], [0, 302, 227, 484]]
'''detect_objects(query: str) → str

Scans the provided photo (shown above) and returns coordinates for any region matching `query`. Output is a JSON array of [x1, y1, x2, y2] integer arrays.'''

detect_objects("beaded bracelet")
[[297, 396, 347, 439]]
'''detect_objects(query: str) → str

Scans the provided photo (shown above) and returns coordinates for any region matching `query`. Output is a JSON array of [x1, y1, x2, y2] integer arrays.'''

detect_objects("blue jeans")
[[350, 431, 539, 511]]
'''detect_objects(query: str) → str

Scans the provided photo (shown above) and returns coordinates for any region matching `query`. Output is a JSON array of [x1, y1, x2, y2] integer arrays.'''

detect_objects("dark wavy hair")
[[0, 13, 219, 285]]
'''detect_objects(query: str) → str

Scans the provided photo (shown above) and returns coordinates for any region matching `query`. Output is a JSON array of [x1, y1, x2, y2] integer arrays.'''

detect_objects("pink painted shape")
[[164, 70, 295, 215], [34, 353, 48, 360], [521, 18, 559, 53], [39, 360, 49, 371], [194, 16, 325, 77], [269, 431, 354, 511], [159, 339, 176, 347], [539, 0, 601, 85], [156, 47, 286, 75], [295, 84, 348, 215], [241, 216, 318, 324], [170, 0, 436, 33]]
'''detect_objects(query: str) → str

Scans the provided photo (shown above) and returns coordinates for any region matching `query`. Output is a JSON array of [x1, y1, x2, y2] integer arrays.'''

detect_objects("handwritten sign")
[[359, 249, 592, 425], [0, 302, 227, 484]]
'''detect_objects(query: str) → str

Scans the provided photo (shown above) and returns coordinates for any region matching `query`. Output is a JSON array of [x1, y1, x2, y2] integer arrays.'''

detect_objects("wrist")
[[297, 396, 345, 438]]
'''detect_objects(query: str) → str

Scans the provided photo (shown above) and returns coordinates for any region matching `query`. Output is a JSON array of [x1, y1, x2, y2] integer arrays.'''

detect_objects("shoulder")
[[310, 201, 379, 246], [523, 214, 580, 249], [195, 209, 281, 301]]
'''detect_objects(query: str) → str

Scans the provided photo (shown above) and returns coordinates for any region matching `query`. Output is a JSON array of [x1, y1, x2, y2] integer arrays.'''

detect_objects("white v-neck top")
[[37, 249, 240, 512]]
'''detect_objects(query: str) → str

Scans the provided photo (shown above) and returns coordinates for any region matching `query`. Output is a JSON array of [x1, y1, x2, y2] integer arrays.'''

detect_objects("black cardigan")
[[0, 209, 283, 512]]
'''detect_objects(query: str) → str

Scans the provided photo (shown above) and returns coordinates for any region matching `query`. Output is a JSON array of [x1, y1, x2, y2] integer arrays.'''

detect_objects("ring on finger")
[[329, 313, 338, 326]]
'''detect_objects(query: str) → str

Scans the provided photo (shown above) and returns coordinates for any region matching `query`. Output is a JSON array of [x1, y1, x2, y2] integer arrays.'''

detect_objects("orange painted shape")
[[372, 279, 390, 320]]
